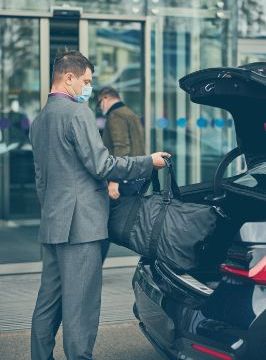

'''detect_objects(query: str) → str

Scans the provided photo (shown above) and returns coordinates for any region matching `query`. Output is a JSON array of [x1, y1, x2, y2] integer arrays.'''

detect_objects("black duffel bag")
[[108, 160, 225, 271]]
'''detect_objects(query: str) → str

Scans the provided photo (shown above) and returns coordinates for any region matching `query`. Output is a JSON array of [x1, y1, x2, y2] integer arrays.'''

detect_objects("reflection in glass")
[[50, 18, 79, 85], [0, 17, 41, 264], [238, 0, 266, 38], [88, 21, 144, 132], [150, 6, 238, 186]]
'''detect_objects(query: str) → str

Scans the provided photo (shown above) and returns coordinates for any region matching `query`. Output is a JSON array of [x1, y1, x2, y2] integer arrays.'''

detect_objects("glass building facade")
[[0, 0, 265, 269]]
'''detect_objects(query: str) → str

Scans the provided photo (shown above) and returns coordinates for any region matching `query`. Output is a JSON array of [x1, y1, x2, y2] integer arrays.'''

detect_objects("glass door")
[[0, 15, 82, 265], [85, 20, 145, 135], [150, 6, 238, 186], [49, 16, 80, 84]]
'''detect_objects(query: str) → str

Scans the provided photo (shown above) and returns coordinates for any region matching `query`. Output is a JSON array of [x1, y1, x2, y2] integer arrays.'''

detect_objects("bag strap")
[[149, 203, 169, 259], [149, 159, 180, 258], [123, 168, 162, 241], [122, 169, 161, 241], [213, 146, 243, 199]]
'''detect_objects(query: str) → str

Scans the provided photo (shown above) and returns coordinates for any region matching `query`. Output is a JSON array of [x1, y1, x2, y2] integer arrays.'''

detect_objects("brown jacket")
[[102, 102, 145, 157]]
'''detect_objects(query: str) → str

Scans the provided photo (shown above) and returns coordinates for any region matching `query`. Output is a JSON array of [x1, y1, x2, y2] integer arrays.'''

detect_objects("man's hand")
[[151, 152, 171, 169], [108, 181, 120, 200]]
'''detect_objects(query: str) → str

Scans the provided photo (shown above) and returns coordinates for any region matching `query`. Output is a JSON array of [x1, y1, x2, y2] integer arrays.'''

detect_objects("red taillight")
[[221, 256, 266, 284], [192, 343, 233, 360]]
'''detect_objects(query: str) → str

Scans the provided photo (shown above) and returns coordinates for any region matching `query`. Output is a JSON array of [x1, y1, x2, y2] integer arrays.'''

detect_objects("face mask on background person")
[[75, 84, 93, 103]]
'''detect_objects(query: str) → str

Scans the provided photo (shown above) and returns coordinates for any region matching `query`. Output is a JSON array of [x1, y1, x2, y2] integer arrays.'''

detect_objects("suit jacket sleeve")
[[69, 105, 153, 181], [29, 125, 46, 207], [108, 113, 130, 156]]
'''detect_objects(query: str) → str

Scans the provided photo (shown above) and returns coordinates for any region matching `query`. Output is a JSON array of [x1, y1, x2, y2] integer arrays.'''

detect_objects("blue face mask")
[[75, 85, 93, 103]]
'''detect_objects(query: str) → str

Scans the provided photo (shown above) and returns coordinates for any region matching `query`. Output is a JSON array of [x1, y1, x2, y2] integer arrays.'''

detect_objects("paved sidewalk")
[[0, 267, 164, 360], [0, 267, 137, 331], [0, 322, 164, 360]]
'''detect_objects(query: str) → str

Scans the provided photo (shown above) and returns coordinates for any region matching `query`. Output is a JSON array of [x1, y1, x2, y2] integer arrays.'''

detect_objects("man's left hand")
[[108, 181, 120, 199]]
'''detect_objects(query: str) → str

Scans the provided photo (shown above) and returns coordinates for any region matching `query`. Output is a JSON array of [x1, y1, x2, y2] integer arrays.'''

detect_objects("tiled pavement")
[[0, 267, 136, 332], [0, 267, 164, 360]]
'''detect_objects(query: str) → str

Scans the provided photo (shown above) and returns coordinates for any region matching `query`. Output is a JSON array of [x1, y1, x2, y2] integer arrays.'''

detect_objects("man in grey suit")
[[30, 50, 169, 360]]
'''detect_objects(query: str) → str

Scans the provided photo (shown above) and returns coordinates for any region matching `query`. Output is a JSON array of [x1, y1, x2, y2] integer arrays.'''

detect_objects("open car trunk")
[[180, 63, 266, 169], [179, 62, 266, 169], [154, 62, 266, 291], [179, 61, 266, 228], [151, 180, 241, 298]]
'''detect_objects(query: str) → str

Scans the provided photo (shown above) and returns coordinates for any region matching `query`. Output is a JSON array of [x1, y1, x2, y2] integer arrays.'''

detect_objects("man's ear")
[[65, 72, 74, 86]]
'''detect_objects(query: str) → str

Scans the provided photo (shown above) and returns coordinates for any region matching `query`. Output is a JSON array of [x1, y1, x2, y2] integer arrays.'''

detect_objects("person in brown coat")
[[98, 86, 145, 199], [97, 86, 146, 261]]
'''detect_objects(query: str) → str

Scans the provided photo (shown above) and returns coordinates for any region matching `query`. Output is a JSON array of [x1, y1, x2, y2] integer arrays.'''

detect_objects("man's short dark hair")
[[98, 87, 120, 101], [52, 50, 94, 82]]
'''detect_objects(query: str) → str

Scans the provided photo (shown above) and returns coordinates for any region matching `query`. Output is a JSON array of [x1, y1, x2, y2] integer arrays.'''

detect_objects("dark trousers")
[[31, 241, 102, 360]]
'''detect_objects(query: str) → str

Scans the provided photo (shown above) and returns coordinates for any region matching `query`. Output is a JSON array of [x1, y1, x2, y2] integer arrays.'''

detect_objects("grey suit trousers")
[[31, 241, 102, 360]]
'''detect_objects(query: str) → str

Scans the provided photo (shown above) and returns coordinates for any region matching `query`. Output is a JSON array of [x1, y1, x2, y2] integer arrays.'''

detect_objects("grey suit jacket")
[[29, 95, 152, 244]]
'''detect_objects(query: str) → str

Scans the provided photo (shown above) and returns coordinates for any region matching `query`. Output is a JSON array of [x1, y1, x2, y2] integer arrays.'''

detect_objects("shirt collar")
[[48, 92, 78, 102]]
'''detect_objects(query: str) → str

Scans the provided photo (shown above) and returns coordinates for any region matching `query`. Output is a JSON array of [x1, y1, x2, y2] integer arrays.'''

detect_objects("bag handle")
[[162, 158, 181, 201], [139, 158, 181, 201]]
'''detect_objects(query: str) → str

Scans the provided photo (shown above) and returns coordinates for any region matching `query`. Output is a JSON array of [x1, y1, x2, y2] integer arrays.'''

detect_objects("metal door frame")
[[38, 13, 151, 153]]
